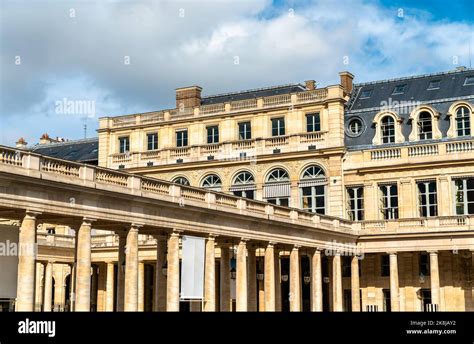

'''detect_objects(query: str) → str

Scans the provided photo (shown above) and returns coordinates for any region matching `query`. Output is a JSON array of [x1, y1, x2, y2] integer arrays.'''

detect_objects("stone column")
[[35, 263, 43, 311], [166, 231, 180, 311], [219, 243, 231, 312], [389, 252, 400, 312], [275, 249, 282, 312], [247, 245, 257, 311], [351, 256, 361, 312], [236, 240, 248, 311], [332, 253, 343, 312], [204, 235, 216, 312], [154, 237, 167, 311], [117, 233, 126, 312], [264, 243, 276, 311], [311, 249, 323, 312], [138, 262, 145, 312], [105, 262, 114, 312], [16, 211, 39, 312], [429, 251, 440, 307], [91, 265, 98, 311], [43, 261, 54, 312], [290, 246, 301, 312], [124, 225, 140, 312], [75, 218, 93, 312], [69, 263, 75, 312]]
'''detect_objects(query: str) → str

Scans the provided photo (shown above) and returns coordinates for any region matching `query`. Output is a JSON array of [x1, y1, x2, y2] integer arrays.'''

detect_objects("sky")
[[0, 0, 473, 146]]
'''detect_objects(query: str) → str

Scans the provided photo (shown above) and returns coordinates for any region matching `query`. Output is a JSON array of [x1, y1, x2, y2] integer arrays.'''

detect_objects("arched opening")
[[230, 171, 255, 199], [172, 176, 190, 186], [418, 111, 433, 140], [381, 116, 395, 143], [456, 106, 471, 137], [264, 168, 290, 206], [299, 165, 327, 214], [201, 174, 222, 192]]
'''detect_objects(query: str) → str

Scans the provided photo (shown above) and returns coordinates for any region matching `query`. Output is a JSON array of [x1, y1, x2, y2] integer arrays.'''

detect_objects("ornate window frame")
[[446, 101, 474, 138], [408, 105, 442, 141], [372, 111, 404, 145]]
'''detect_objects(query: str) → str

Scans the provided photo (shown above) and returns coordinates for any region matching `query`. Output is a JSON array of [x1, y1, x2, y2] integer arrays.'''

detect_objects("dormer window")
[[360, 89, 373, 99], [392, 84, 407, 95], [464, 76, 474, 86], [381, 116, 395, 143], [427, 80, 441, 90], [418, 112, 433, 140], [456, 106, 471, 137]]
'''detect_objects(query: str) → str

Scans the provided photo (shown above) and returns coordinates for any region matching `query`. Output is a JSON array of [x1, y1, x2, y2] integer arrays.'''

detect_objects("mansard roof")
[[30, 138, 99, 164]]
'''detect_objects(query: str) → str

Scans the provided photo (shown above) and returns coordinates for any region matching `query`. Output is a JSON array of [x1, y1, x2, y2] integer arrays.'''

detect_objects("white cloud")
[[0, 0, 473, 145]]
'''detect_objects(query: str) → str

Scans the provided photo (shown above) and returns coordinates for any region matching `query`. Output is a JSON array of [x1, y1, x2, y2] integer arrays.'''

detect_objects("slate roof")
[[30, 138, 99, 164], [201, 83, 307, 105], [345, 68, 474, 148]]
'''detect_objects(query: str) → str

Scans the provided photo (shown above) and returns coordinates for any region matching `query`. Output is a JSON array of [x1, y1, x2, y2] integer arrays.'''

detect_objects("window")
[[300, 166, 327, 214], [119, 136, 130, 154], [342, 256, 351, 277], [147, 133, 158, 151], [454, 178, 474, 215], [464, 76, 474, 86], [418, 112, 433, 140], [347, 187, 364, 221], [360, 89, 373, 99], [201, 174, 222, 191], [176, 129, 188, 147], [418, 181, 438, 217], [381, 255, 390, 277], [207, 125, 219, 144], [231, 172, 255, 200], [383, 289, 391, 312], [306, 113, 321, 132], [419, 253, 430, 276], [381, 116, 395, 143], [348, 118, 363, 136], [271, 117, 285, 137], [380, 184, 398, 219], [456, 106, 471, 137], [172, 176, 190, 186], [265, 168, 290, 206], [343, 290, 352, 312], [427, 80, 441, 90], [392, 84, 407, 95], [238, 121, 252, 140]]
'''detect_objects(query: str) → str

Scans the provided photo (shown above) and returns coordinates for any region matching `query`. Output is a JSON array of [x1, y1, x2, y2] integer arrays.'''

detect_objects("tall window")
[[342, 256, 351, 277], [383, 290, 391, 312], [201, 174, 222, 191], [172, 176, 190, 186], [231, 171, 255, 199], [454, 178, 474, 215], [347, 187, 364, 221], [271, 117, 285, 137], [456, 106, 471, 137], [418, 112, 433, 140], [380, 184, 398, 219], [381, 116, 395, 144], [306, 113, 321, 132], [265, 168, 290, 206], [381, 255, 390, 276], [418, 181, 438, 217], [119, 136, 130, 154], [419, 253, 430, 276], [207, 125, 219, 144], [176, 129, 188, 147], [147, 133, 158, 151], [300, 166, 326, 214], [238, 121, 252, 140]]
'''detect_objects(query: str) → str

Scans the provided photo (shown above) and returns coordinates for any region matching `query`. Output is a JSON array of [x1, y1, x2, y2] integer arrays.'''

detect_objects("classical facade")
[[1, 68, 474, 312]]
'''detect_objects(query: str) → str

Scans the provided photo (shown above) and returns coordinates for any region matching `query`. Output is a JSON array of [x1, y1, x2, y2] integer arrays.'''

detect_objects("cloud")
[[0, 0, 473, 145]]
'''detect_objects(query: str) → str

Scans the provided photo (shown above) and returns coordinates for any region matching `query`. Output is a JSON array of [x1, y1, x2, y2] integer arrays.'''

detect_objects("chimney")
[[339, 71, 354, 95], [16, 137, 28, 149], [305, 80, 316, 90], [175, 86, 202, 110]]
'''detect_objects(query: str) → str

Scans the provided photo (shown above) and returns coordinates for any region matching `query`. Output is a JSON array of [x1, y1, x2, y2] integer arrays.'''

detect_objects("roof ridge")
[[202, 83, 306, 100], [354, 68, 474, 88]]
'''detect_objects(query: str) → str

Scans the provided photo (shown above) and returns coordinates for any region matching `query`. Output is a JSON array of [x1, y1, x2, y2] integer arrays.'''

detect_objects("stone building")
[[1, 67, 474, 312]]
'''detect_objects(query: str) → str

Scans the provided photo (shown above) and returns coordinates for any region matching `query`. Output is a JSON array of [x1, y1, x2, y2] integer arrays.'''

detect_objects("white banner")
[[180, 235, 205, 300]]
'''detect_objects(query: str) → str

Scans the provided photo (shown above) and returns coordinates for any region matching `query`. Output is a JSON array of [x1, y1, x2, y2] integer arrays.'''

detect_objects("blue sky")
[[0, 0, 473, 146]]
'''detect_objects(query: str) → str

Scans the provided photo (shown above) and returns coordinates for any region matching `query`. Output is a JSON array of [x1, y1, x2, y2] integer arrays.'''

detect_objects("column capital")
[[428, 250, 439, 255], [81, 218, 96, 226], [170, 229, 182, 237], [130, 223, 144, 231], [292, 245, 301, 251], [387, 251, 398, 256], [207, 234, 218, 240], [266, 241, 277, 248], [24, 210, 41, 219]]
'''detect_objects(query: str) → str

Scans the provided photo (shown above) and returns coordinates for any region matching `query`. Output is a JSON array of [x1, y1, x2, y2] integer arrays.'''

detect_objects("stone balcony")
[[108, 131, 328, 169], [100, 88, 330, 130]]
